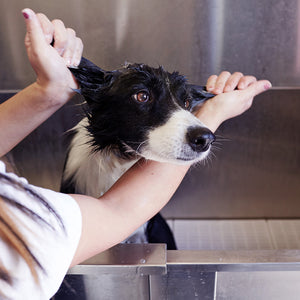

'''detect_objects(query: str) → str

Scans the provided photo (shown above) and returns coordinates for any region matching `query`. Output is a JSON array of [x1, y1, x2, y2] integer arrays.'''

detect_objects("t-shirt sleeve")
[[0, 161, 82, 299], [33, 186, 82, 296]]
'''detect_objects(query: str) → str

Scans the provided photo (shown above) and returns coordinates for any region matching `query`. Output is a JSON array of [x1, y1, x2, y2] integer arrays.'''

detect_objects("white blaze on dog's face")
[[140, 109, 213, 164]]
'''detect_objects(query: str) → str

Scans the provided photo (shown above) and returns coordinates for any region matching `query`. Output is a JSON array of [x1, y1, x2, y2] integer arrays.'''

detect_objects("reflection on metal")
[[171, 219, 274, 251], [167, 249, 300, 272], [64, 244, 300, 300], [69, 243, 167, 276], [0, 92, 84, 190], [170, 219, 300, 251], [0, 0, 300, 88], [150, 268, 215, 300], [208, 0, 225, 73], [216, 272, 300, 300]]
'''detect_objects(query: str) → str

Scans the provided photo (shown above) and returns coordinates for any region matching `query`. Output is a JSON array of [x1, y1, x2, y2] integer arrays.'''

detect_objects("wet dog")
[[60, 57, 215, 249]]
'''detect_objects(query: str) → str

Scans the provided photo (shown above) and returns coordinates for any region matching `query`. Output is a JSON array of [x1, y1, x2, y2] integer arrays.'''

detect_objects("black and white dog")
[[61, 57, 215, 249]]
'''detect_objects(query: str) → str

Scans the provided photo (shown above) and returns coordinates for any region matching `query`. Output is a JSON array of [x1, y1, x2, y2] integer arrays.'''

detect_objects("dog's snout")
[[187, 127, 216, 152]]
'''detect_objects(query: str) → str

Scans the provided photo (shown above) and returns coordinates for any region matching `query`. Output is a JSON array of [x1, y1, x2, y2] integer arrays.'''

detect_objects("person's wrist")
[[194, 101, 223, 132], [33, 80, 75, 108]]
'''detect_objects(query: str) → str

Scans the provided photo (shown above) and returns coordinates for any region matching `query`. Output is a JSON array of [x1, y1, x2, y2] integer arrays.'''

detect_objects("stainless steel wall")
[[1, 0, 300, 88], [1, 0, 299, 218]]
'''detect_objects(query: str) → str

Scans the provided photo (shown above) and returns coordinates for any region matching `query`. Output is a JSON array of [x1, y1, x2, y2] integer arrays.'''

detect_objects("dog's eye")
[[132, 91, 150, 103], [184, 99, 191, 109]]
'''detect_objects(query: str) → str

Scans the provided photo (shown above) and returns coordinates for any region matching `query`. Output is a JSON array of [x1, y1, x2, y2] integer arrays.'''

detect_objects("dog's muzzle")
[[186, 126, 216, 152]]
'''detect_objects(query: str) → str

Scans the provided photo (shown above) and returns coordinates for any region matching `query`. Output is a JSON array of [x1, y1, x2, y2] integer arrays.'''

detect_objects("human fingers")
[[237, 79, 272, 112], [241, 79, 272, 99], [223, 72, 244, 92], [36, 13, 54, 44], [22, 8, 48, 52], [237, 75, 257, 90], [213, 71, 231, 94], [226, 79, 272, 114], [195, 78, 272, 132], [206, 75, 218, 92], [61, 28, 83, 67], [62, 28, 77, 67], [52, 19, 68, 56], [71, 37, 83, 67]]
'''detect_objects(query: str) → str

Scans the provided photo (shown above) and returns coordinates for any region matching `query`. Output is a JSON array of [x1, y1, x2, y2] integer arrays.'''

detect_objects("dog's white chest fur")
[[63, 118, 138, 197]]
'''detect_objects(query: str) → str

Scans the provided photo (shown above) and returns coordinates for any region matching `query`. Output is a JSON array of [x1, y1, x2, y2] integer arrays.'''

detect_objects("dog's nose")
[[186, 126, 216, 152]]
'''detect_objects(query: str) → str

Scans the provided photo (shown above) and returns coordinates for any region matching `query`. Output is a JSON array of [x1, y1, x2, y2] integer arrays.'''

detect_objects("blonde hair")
[[0, 173, 64, 286]]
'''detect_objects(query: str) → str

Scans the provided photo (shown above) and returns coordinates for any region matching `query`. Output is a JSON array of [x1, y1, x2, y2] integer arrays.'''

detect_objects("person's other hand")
[[195, 72, 272, 131]]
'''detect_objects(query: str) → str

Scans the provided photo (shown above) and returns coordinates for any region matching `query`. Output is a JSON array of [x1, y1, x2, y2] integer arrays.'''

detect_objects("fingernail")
[[66, 58, 72, 66], [22, 11, 30, 19], [264, 83, 271, 90], [73, 59, 81, 67]]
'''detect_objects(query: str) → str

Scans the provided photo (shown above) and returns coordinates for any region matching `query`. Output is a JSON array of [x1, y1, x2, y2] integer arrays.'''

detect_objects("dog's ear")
[[186, 84, 215, 112], [69, 57, 118, 103]]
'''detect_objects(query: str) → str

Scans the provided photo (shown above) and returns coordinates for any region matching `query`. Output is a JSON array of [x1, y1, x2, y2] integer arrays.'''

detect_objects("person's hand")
[[22, 8, 83, 103], [195, 71, 272, 131]]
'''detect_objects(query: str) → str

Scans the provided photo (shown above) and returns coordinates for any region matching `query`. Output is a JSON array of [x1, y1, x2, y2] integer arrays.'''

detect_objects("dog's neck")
[[63, 118, 139, 197]]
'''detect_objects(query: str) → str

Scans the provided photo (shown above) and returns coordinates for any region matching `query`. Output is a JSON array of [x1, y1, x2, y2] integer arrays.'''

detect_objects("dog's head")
[[70, 57, 216, 165]]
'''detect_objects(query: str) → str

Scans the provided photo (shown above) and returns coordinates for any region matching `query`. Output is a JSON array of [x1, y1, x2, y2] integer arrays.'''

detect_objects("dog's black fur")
[[60, 57, 216, 250]]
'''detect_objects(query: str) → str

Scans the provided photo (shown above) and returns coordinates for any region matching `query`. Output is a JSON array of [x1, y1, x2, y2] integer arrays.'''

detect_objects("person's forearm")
[[71, 160, 190, 265], [0, 7, 82, 157], [0, 82, 72, 157], [103, 160, 189, 225]]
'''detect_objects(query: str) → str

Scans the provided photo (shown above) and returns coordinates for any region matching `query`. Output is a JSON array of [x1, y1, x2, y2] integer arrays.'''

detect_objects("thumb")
[[22, 8, 47, 51], [242, 79, 272, 99]]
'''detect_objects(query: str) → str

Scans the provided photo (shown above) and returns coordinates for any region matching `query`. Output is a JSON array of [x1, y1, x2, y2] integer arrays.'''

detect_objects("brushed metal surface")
[[66, 245, 300, 299], [69, 244, 300, 273], [64, 244, 300, 299], [0, 92, 84, 190], [170, 219, 300, 251], [268, 220, 300, 249], [167, 249, 300, 271], [172, 219, 274, 250], [150, 269, 215, 300], [216, 272, 300, 300], [70, 243, 167, 276], [1, 0, 300, 89], [57, 274, 150, 300]]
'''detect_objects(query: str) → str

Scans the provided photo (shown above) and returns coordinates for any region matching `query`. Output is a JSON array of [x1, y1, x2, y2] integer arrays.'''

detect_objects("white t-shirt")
[[0, 161, 82, 300]]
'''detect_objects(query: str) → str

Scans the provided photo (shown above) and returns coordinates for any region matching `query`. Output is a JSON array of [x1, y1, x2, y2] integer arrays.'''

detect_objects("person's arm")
[[70, 75, 271, 266], [0, 8, 83, 157]]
